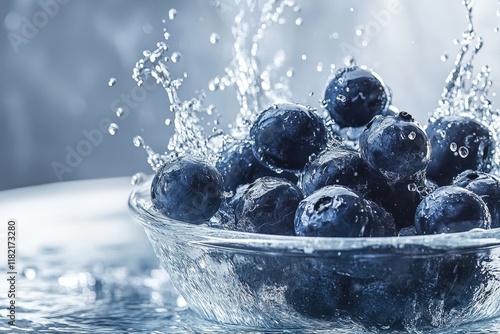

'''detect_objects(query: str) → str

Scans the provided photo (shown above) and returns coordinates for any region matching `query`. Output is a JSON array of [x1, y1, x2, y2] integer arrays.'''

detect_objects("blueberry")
[[151, 156, 224, 223], [348, 279, 413, 330], [364, 169, 427, 229], [250, 102, 328, 171], [426, 116, 495, 186], [364, 199, 397, 237], [359, 112, 430, 183], [432, 252, 492, 315], [301, 147, 370, 196], [285, 259, 349, 319], [216, 140, 297, 192], [324, 66, 389, 128], [294, 186, 370, 237], [453, 170, 500, 228], [414, 186, 491, 235], [231, 177, 303, 235]]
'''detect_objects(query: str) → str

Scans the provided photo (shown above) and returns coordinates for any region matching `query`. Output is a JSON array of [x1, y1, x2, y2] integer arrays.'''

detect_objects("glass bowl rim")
[[128, 177, 500, 254]]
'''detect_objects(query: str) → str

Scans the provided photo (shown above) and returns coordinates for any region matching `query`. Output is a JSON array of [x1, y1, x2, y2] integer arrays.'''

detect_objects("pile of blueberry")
[[150, 65, 498, 329], [151, 65, 498, 237]]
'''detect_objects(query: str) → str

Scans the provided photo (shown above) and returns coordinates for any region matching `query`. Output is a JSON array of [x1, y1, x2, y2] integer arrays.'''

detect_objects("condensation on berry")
[[458, 146, 469, 158]]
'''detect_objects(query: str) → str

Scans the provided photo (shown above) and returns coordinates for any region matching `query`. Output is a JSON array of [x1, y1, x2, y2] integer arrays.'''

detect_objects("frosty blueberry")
[[301, 147, 370, 196], [426, 116, 495, 186], [250, 102, 328, 171], [324, 66, 389, 128], [414, 185, 491, 235], [230, 176, 303, 235], [216, 140, 297, 192], [359, 112, 430, 183], [151, 156, 224, 223], [294, 185, 370, 237]]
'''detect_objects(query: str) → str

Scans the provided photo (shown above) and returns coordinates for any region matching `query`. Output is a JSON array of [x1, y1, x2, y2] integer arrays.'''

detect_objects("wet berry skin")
[[250, 102, 328, 171], [359, 112, 430, 183], [231, 177, 303, 235], [294, 185, 370, 237], [216, 140, 297, 192], [364, 199, 397, 237], [426, 116, 495, 186], [324, 66, 389, 128], [414, 186, 491, 235], [151, 156, 224, 223], [301, 147, 370, 196], [453, 170, 500, 228]]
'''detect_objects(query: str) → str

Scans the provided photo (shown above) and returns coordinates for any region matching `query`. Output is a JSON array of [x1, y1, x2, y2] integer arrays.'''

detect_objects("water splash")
[[211, 0, 297, 138], [431, 0, 499, 171], [131, 0, 298, 171]]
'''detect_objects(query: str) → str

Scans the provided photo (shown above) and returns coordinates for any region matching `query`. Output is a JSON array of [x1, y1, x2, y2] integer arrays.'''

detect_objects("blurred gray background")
[[0, 0, 498, 190]]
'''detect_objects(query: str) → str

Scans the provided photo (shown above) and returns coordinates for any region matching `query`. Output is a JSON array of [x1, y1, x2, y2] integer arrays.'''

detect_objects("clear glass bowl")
[[129, 178, 500, 332]]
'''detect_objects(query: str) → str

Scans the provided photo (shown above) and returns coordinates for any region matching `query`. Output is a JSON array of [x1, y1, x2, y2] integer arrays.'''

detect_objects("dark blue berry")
[[250, 103, 328, 171], [324, 66, 389, 128], [348, 279, 412, 330], [231, 177, 303, 235], [426, 116, 495, 186], [432, 253, 492, 315], [301, 147, 370, 196], [216, 140, 297, 192], [294, 186, 370, 237], [151, 156, 224, 223], [453, 170, 500, 228], [285, 260, 349, 319], [364, 199, 397, 237], [414, 186, 491, 235], [364, 168, 427, 229], [359, 112, 430, 183]]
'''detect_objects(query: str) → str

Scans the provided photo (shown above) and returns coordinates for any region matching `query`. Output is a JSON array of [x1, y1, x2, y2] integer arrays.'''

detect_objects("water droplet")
[[23, 268, 36, 280], [329, 32, 339, 39], [343, 56, 356, 67], [440, 53, 448, 62], [286, 68, 295, 77], [108, 123, 119, 135], [309, 91, 314, 96], [336, 94, 347, 103], [133, 135, 144, 148], [168, 8, 177, 20], [458, 146, 469, 158], [437, 129, 446, 139], [408, 131, 416, 140], [349, 7, 354, 12], [209, 32, 220, 44], [108, 78, 116, 87], [407, 183, 417, 192], [316, 62, 323, 72], [494, 27, 499, 33], [164, 32, 171, 40], [450, 142, 458, 152], [295, 17, 302, 26], [162, 19, 166, 24], [116, 107, 124, 117], [171, 52, 181, 63], [176, 295, 187, 308], [497, 9, 500, 17], [301, 54, 307, 61], [165, 118, 172, 126], [131, 172, 146, 185]]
